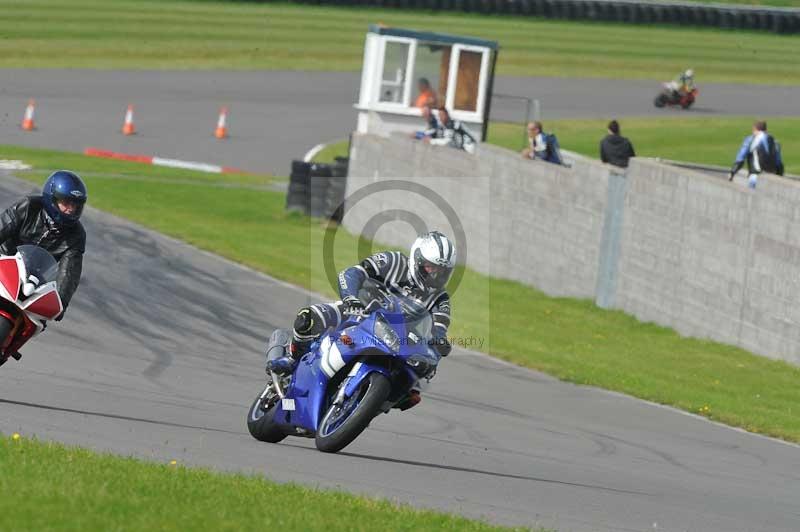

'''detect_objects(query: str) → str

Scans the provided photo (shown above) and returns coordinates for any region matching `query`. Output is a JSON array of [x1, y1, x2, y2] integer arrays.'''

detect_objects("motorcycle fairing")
[[270, 305, 440, 435], [2, 313, 38, 356], [21, 282, 63, 321], [0, 256, 20, 302], [272, 314, 392, 432]]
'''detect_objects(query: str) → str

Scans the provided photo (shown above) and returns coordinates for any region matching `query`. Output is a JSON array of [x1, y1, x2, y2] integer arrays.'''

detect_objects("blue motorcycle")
[[246, 280, 441, 453]]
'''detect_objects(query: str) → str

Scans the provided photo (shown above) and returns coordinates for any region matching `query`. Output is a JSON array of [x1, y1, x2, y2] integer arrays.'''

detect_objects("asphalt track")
[[1, 175, 798, 532], [2, 70, 798, 174]]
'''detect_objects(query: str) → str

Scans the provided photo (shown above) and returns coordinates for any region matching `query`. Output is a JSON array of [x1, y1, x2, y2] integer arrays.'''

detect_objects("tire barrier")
[[286, 0, 800, 33], [286, 158, 349, 221], [325, 157, 350, 223], [309, 163, 332, 218], [287, 160, 312, 214]]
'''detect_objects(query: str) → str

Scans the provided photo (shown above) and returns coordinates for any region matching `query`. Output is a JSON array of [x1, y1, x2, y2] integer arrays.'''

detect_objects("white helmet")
[[409, 231, 456, 291], [685, 69, 694, 78]]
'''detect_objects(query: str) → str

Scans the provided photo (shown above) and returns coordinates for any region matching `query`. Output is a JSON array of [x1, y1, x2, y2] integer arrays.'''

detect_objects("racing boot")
[[266, 355, 296, 375], [264, 329, 296, 375], [266, 338, 315, 375], [397, 390, 422, 411]]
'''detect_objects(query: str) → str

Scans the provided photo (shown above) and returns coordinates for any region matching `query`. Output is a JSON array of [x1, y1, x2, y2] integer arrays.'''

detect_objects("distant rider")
[[666, 69, 694, 100], [267, 231, 456, 377], [0, 171, 88, 329]]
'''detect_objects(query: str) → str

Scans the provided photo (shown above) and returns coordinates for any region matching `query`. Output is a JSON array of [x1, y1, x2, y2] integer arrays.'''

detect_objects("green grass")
[[5, 143, 800, 443], [691, 0, 800, 4], [316, 117, 800, 175], [1, 0, 799, 84], [312, 138, 351, 164], [0, 435, 528, 532]]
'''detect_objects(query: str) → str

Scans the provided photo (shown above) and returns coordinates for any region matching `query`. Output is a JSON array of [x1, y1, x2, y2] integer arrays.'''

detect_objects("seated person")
[[521, 121, 562, 165], [427, 107, 477, 154], [412, 105, 443, 140], [414, 78, 437, 108]]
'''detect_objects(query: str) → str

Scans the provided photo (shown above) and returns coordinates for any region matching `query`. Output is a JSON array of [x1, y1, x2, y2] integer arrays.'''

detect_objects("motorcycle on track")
[[246, 279, 441, 453], [0, 245, 63, 367], [654, 84, 698, 109]]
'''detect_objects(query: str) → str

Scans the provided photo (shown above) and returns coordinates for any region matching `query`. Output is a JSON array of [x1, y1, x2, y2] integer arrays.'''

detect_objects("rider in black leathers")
[[0, 171, 88, 323]]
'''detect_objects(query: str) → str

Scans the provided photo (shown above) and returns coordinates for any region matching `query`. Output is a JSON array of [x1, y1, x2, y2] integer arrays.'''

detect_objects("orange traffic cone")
[[122, 104, 136, 135], [214, 106, 228, 139], [21, 99, 36, 131]]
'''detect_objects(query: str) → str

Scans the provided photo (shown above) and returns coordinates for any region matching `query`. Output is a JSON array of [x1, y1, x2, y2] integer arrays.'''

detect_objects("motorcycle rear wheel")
[[246, 385, 287, 443], [315, 372, 391, 453]]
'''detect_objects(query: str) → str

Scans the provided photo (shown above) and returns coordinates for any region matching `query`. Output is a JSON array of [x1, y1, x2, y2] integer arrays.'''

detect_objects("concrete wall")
[[615, 159, 800, 363], [345, 133, 800, 365]]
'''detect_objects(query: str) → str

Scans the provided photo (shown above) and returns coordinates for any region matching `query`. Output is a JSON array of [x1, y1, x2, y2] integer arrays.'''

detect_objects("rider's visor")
[[419, 259, 452, 288]]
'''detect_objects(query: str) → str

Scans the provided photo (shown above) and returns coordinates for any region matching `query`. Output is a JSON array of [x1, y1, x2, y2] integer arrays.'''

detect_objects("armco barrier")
[[346, 133, 800, 365], [285, 0, 800, 33]]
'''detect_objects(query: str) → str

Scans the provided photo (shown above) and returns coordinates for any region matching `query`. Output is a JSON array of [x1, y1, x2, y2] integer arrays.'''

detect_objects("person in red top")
[[414, 78, 436, 108]]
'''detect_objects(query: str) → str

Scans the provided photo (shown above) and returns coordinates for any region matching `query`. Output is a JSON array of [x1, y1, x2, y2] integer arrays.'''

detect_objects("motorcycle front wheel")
[[654, 94, 668, 108], [0, 317, 12, 367], [246, 384, 287, 443], [315, 372, 391, 453]]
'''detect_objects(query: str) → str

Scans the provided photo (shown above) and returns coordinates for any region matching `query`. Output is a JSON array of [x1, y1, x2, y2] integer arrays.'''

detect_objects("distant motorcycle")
[[0, 245, 63, 367], [654, 85, 698, 109], [246, 279, 441, 453]]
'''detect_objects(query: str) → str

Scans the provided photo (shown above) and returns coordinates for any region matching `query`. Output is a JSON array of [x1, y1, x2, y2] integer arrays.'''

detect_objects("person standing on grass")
[[729, 120, 784, 189], [600, 120, 636, 168], [521, 122, 562, 165]]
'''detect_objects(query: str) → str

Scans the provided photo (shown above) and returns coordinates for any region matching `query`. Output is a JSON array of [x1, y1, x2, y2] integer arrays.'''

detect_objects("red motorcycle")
[[0, 245, 63, 367], [654, 85, 698, 109]]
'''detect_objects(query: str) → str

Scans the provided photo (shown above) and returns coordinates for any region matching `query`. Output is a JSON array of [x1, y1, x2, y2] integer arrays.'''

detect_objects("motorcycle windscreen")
[[17, 245, 59, 284], [0, 257, 21, 302]]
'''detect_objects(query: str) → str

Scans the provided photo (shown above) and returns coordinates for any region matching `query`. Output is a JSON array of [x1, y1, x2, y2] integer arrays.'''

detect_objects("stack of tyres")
[[325, 157, 349, 223], [309, 163, 333, 218], [287, 160, 311, 214]]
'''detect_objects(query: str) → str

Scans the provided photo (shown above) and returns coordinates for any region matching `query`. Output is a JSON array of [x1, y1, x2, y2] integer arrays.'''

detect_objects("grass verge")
[[316, 117, 800, 175], [4, 143, 800, 443], [0, 435, 528, 532], [1, 0, 799, 83]]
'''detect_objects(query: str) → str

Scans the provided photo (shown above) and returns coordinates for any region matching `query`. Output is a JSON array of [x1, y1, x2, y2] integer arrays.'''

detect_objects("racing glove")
[[341, 295, 366, 317]]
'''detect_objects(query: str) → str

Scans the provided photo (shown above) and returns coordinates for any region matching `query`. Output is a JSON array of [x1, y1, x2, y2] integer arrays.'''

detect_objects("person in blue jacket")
[[521, 122, 563, 165], [729, 121, 784, 188]]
